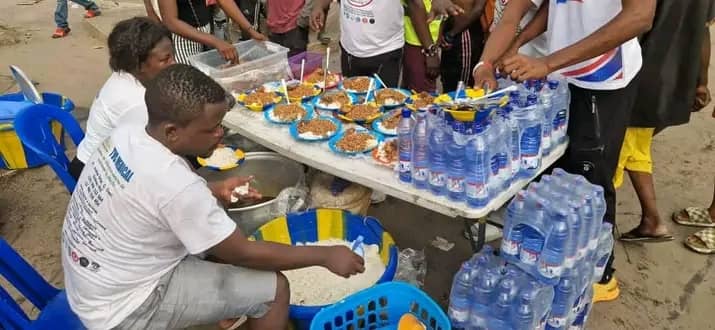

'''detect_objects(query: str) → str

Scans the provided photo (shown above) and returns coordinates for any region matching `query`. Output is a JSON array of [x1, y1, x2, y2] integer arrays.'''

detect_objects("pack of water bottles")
[[501, 168, 614, 287], [448, 246, 555, 330], [397, 75, 571, 209]]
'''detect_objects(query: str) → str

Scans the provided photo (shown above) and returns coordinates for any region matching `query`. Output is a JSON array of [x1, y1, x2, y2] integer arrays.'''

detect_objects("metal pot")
[[197, 152, 305, 234]]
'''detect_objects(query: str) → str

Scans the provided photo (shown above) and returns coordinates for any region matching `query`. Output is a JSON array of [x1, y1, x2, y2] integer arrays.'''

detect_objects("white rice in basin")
[[284, 239, 386, 306]]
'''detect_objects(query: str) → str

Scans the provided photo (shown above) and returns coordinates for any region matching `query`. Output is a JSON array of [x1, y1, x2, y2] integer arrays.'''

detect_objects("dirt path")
[[0, 1, 714, 328]]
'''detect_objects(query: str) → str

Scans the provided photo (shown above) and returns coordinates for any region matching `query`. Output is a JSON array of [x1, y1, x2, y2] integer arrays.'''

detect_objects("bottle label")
[[501, 238, 518, 256], [448, 307, 470, 323], [538, 260, 563, 278], [519, 248, 538, 265], [398, 161, 411, 174], [522, 156, 540, 170], [447, 177, 465, 193], [547, 316, 567, 328], [413, 166, 428, 181], [429, 171, 446, 186], [565, 255, 577, 269], [465, 182, 488, 199]]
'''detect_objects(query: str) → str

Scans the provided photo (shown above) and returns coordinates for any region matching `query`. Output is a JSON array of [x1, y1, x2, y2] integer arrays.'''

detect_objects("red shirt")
[[266, 0, 305, 34]]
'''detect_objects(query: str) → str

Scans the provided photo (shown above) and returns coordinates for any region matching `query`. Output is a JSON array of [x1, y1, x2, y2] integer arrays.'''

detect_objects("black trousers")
[[440, 23, 484, 92], [558, 74, 640, 282], [269, 27, 309, 57], [69, 156, 85, 181], [340, 44, 403, 88]]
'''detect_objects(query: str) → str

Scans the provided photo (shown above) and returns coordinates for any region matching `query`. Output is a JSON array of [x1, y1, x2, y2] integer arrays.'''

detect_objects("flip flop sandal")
[[619, 228, 674, 243], [672, 207, 715, 227], [684, 228, 715, 254]]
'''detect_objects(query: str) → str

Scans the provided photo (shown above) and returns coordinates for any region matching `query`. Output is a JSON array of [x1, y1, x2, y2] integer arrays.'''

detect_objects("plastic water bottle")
[[547, 277, 576, 330], [465, 120, 490, 208], [538, 208, 570, 281], [550, 79, 570, 144], [502, 191, 527, 258], [448, 262, 474, 328], [446, 120, 467, 201], [504, 104, 521, 179], [593, 223, 614, 281], [411, 111, 429, 190], [494, 107, 513, 190], [540, 86, 553, 156], [513, 295, 535, 330], [428, 112, 449, 195], [398, 109, 413, 183], [469, 269, 500, 329], [519, 229, 544, 267], [517, 94, 543, 177], [487, 292, 514, 330]]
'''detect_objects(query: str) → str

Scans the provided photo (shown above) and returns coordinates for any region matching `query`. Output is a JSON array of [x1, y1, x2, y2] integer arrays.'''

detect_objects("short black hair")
[[145, 64, 228, 126], [107, 17, 172, 73]]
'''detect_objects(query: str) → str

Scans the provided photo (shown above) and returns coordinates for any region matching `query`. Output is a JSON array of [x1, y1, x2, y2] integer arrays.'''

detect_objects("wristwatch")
[[421, 44, 439, 57]]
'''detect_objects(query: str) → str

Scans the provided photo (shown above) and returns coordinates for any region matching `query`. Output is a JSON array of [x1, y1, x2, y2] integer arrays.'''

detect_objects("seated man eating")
[[61, 64, 365, 330]]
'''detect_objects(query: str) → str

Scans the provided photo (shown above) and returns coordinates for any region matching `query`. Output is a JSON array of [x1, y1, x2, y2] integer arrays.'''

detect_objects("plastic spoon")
[[300, 58, 306, 82], [363, 79, 374, 104], [372, 73, 387, 89], [351, 235, 365, 257], [324, 47, 331, 87], [281, 79, 290, 104]]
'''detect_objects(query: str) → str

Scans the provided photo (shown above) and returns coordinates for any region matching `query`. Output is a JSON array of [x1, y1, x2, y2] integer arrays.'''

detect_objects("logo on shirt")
[[561, 47, 624, 82], [347, 0, 373, 8], [108, 147, 135, 183], [70, 249, 101, 272], [556, 0, 583, 3]]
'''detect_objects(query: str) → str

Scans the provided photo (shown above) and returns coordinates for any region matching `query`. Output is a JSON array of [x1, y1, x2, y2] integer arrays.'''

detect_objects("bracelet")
[[472, 60, 493, 75], [421, 44, 439, 57]]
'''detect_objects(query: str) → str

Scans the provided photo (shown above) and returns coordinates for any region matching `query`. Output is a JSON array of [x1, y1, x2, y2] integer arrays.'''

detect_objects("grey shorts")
[[115, 256, 277, 330]]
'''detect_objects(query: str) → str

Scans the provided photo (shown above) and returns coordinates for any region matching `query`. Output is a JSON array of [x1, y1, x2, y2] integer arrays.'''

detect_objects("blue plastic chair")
[[0, 239, 84, 329], [13, 104, 84, 193]]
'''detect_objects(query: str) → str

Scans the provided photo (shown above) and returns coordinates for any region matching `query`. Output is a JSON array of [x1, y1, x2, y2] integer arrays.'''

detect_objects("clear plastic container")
[[189, 40, 291, 92]]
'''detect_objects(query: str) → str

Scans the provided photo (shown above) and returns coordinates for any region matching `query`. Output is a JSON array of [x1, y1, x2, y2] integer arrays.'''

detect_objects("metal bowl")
[[197, 152, 305, 234]]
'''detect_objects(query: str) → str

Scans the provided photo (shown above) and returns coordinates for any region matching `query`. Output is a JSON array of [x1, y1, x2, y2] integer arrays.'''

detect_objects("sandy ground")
[[1, 1, 714, 329]]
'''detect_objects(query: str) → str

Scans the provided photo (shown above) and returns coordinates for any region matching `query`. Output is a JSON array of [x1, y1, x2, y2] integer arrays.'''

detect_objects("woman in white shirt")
[[70, 17, 176, 180]]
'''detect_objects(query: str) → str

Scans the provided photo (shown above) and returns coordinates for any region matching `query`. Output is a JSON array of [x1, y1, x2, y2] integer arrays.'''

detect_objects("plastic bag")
[[394, 248, 427, 288], [268, 174, 310, 219]]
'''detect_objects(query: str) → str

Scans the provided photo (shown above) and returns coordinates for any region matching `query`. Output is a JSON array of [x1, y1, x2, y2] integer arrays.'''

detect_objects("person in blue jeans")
[[52, 0, 101, 38]]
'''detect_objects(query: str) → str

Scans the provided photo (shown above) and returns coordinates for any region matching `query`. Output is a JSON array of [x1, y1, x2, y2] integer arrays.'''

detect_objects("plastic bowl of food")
[[304, 68, 342, 90], [264, 103, 315, 125], [235, 90, 283, 112], [406, 91, 438, 111], [340, 76, 381, 95], [196, 145, 245, 171], [282, 83, 322, 103], [289, 116, 343, 142], [312, 90, 356, 112], [370, 88, 410, 109], [337, 103, 383, 124], [328, 126, 383, 156], [371, 109, 403, 136], [371, 138, 398, 168]]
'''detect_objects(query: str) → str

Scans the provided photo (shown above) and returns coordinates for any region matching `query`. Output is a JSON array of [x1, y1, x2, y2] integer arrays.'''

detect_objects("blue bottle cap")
[[401, 108, 412, 118]]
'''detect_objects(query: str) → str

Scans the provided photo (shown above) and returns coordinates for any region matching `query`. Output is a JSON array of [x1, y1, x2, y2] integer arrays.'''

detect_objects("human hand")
[[472, 63, 497, 91], [216, 40, 239, 64], [428, 0, 464, 22], [310, 8, 326, 31], [249, 29, 268, 42], [321, 246, 365, 278], [210, 176, 261, 206], [693, 84, 711, 111], [502, 54, 551, 82], [426, 54, 441, 79]]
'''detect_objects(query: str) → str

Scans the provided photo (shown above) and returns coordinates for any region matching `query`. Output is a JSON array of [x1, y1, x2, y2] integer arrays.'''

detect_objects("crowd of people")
[[53, 0, 715, 328]]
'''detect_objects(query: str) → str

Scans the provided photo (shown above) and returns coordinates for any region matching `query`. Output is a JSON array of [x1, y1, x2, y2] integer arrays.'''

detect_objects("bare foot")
[[638, 215, 671, 237]]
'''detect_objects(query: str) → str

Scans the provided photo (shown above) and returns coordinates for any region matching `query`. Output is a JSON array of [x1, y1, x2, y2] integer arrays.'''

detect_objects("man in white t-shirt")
[[310, 0, 405, 87], [473, 0, 656, 301], [62, 64, 365, 330]]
